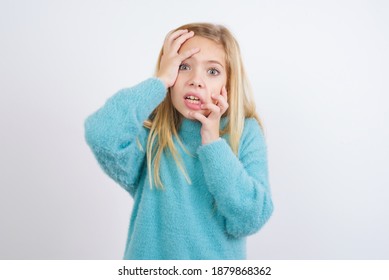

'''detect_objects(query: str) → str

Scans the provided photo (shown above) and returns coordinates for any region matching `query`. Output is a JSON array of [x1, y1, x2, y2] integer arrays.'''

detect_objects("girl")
[[85, 23, 273, 260]]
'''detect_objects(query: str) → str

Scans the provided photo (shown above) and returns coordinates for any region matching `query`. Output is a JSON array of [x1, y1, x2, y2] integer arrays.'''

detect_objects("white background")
[[0, 0, 388, 259]]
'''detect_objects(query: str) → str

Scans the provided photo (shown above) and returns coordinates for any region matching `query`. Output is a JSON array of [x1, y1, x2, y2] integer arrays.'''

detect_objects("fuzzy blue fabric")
[[84, 78, 273, 259]]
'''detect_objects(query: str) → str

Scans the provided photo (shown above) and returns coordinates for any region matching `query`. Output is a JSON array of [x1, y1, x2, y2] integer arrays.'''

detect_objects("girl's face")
[[170, 36, 227, 119]]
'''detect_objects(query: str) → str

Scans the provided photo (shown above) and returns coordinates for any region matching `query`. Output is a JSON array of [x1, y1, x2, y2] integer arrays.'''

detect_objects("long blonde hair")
[[144, 23, 262, 188]]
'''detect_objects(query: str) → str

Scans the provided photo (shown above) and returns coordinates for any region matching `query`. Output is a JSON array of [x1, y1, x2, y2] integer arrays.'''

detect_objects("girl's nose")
[[187, 68, 205, 88], [189, 79, 204, 88]]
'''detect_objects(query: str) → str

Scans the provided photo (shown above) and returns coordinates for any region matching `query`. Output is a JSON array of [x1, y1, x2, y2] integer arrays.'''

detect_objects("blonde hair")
[[144, 23, 262, 188]]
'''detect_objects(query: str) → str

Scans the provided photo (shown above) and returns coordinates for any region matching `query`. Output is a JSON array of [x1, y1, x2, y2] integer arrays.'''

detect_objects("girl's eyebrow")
[[207, 60, 224, 68], [184, 57, 225, 68]]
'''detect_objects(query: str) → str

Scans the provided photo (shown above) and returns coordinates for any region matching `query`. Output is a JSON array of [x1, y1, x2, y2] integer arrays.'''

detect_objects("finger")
[[179, 47, 200, 61], [211, 93, 229, 110], [201, 103, 222, 120], [163, 30, 188, 53], [201, 103, 221, 114], [172, 31, 195, 53], [166, 29, 188, 44], [188, 111, 208, 124], [210, 94, 229, 116], [221, 85, 228, 99]]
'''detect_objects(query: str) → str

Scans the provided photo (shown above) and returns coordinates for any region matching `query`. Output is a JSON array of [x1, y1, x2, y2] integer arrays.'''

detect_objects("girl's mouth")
[[184, 96, 202, 110], [185, 95, 200, 104]]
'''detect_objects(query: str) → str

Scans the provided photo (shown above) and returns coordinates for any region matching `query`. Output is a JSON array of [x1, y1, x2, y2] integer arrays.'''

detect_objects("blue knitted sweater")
[[84, 78, 273, 259]]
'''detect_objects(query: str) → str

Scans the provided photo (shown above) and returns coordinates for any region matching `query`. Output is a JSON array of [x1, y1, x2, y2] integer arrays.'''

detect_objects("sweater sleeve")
[[84, 78, 166, 195], [197, 119, 273, 238]]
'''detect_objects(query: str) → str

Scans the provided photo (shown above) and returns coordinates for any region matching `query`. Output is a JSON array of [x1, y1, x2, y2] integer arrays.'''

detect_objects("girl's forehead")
[[179, 36, 225, 64]]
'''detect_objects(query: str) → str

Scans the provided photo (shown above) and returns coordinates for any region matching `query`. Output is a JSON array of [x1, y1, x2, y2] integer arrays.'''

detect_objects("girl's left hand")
[[188, 86, 229, 145]]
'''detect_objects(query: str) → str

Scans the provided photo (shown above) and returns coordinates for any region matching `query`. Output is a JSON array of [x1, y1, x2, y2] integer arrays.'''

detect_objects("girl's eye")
[[179, 64, 190, 71], [208, 68, 220, 76]]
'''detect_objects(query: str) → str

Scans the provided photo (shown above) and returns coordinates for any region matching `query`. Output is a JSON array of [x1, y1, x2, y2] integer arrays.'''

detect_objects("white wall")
[[0, 0, 388, 259]]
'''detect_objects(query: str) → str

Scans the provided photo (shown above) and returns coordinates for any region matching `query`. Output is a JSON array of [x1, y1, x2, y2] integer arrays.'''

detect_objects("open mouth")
[[185, 95, 201, 104]]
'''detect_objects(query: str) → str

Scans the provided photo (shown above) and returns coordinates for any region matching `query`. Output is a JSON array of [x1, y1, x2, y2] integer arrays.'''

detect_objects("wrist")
[[202, 136, 221, 145], [155, 76, 169, 89]]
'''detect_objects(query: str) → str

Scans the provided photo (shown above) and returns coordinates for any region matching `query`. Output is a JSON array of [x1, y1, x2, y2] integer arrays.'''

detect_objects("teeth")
[[186, 95, 200, 101], [185, 95, 200, 104]]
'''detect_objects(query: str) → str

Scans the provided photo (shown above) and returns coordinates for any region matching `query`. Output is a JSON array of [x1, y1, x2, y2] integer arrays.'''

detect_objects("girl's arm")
[[84, 78, 166, 195], [85, 29, 199, 195], [197, 118, 274, 238]]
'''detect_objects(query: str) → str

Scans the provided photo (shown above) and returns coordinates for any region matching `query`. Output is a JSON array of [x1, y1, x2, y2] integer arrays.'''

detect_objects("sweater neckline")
[[179, 118, 202, 135]]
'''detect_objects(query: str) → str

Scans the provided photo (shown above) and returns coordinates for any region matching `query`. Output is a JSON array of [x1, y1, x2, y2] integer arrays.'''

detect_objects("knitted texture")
[[84, 78, 273, 259]]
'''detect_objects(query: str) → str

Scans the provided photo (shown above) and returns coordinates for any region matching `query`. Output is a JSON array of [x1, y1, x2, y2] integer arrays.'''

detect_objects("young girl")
[[85, 23, 273, 260]]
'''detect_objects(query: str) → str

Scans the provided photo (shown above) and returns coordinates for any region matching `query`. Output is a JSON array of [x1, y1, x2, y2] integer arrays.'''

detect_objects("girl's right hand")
[[156, 29, 200, 88]]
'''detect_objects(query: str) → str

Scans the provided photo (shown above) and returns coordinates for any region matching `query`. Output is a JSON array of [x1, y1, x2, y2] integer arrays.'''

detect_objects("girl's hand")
[[188, 86, 229, 145], [157, 29, 200, 88]]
